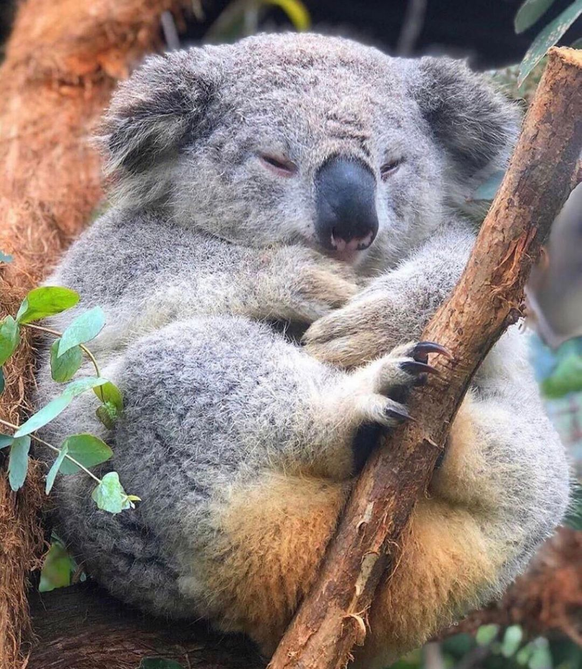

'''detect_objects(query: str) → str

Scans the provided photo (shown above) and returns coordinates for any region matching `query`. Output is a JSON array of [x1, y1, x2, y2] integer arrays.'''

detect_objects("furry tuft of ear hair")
[[409, 57, 520, 181], [98, 47, 222, 208]]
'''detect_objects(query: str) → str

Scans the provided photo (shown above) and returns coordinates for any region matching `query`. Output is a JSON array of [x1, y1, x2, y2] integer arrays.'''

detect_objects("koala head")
[[100, 33, 519, 268]]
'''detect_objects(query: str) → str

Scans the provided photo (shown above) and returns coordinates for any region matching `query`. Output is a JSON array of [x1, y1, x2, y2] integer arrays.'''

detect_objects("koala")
[[36, 34, 570, 668]]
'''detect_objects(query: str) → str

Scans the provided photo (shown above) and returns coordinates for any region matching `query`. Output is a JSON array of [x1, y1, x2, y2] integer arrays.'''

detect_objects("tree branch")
[[268, 47, 582, 669], [27, 582, 265, 669]]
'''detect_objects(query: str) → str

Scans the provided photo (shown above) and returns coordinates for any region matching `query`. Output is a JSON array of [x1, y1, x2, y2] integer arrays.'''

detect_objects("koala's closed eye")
[[259, 153, 298, 177], [380, 157, 404, 180]]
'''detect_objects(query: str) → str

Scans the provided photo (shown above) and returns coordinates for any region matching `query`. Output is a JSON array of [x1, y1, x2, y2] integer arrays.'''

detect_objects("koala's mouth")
[[327, 229, 376, 263]]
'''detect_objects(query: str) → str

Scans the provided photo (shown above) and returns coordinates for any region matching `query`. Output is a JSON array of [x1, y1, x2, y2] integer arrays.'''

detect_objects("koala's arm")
[[49, 214, 359, 353], [303, 223, 475, 366]]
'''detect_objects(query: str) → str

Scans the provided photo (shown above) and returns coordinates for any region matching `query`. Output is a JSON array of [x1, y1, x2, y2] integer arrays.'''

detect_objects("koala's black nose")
[[314, 156, 378, 255]]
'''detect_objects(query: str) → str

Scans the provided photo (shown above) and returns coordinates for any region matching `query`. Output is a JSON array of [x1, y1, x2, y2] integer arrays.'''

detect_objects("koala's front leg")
[[249, 245, 362, 324], [303, 225, 475, 367]]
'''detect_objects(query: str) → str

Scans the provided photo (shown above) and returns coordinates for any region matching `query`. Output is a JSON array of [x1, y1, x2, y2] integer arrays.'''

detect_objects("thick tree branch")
[[268, 47, 582, 669], [27, 582, 265, 669]]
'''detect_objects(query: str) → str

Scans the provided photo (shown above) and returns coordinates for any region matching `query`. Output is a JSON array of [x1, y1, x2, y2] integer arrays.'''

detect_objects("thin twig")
[[0, 417, 102, 484], [23, 322, 102, 378]]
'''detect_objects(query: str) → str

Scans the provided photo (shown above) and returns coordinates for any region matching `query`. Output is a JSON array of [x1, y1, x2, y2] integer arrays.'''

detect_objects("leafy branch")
[[0, 284, 138, 514], [516, 0, 582, 85]]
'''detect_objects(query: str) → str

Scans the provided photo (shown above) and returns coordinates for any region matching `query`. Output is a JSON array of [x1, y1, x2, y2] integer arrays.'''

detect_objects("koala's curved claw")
[[400, 360, 441, 376], [412, 341, 452, 363], [385, 405, 411, 422]]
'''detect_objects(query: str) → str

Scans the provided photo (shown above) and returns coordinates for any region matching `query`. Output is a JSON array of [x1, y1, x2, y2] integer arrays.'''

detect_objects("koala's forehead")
[[215, 34, 414, 126]]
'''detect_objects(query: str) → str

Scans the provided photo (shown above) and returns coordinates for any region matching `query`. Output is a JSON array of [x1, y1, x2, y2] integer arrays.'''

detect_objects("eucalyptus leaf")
[[529, 640, 552, 669], [39, 540, 75, 592], [45, 444, 69, 494], [0, 367, 4, 395], [476, 624, 499, 647], [16, 286, 80, 324], [0, 316, 20, 366], [91, 471, 133, 514], [58, 434, 113, 475], [94, 381, 123, 411], [514, 0, 557, 33], [519, 0, 582, 85], [58, 307, 105, 357], [540, 353, 582, 398], [0, 434, 13, 449], [15, 377, 107, 437], [50, 340, 83, 383], [96, 403, 118, 430], [8, 435, 31, 490], [502, 625, 523, 657]]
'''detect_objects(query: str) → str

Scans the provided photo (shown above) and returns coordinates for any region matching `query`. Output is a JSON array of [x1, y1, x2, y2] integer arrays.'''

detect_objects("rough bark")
[[27, 582, 265, 669], [0, 1, 189, 666], [268, 46, 582, 669]]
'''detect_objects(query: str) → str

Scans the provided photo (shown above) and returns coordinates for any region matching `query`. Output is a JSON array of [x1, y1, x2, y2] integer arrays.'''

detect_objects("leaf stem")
[[0, 417, 102, 484], [23, 322, 102, 378]]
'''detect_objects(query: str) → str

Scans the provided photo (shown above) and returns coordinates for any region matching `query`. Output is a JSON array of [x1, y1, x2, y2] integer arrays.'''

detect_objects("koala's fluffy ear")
[[409, 57, 520, 184], [99, 47, 221, 208]]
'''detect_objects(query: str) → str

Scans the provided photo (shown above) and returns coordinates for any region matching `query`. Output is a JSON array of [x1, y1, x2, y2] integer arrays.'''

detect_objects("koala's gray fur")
[[36, 34, 569, 666]]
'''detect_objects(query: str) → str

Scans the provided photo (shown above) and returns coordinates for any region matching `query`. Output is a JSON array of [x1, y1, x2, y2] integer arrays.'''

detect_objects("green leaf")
[[471, 169, 505, 202], [16, 286, 79, 324], [0, 316, 20, 366], [45, 444, 69, 494], [39, 540, 75, 592], [96, 403, 118, 430], [15, 377, 107, 437], [262, 0, 310, 30], [502, 625, 524, 657], [519, 0, 582, 85], [50, 340, 83, 383], [93, 381, 123, 411], [91, 471, 133, 514], [476, 624, 499, 647], [58, 434, 113, 475], [8, 435, 31, 490], [0, 434, 14, 449], [529, 639, 552, 669], [0, 251, 13, 263], [138, 660, 185, 669], [516, 643, 534, 666], [0, 367, 4, 395], [515, 0, 557, 33], [540, 353, 582, 398], [571, 36, 582, 47], [58, 307, 105, 357]]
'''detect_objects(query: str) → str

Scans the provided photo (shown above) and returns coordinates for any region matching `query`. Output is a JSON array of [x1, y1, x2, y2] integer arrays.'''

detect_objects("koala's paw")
[[335, 341, 449, 429], [283, 250, 361, 322], [303, 294, 394, 367]]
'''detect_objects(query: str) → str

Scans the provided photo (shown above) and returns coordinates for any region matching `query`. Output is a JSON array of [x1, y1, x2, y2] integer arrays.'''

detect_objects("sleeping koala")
[[36, 33, 569, 668]]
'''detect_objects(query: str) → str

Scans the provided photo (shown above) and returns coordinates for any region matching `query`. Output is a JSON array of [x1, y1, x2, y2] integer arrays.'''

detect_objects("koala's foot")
[[324, 341, 448, 431]]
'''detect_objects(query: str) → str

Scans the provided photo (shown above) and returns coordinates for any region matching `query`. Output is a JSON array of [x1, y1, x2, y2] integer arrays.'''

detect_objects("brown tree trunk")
[[268, 46, 582, 669], [0, 1, 189, 666]]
